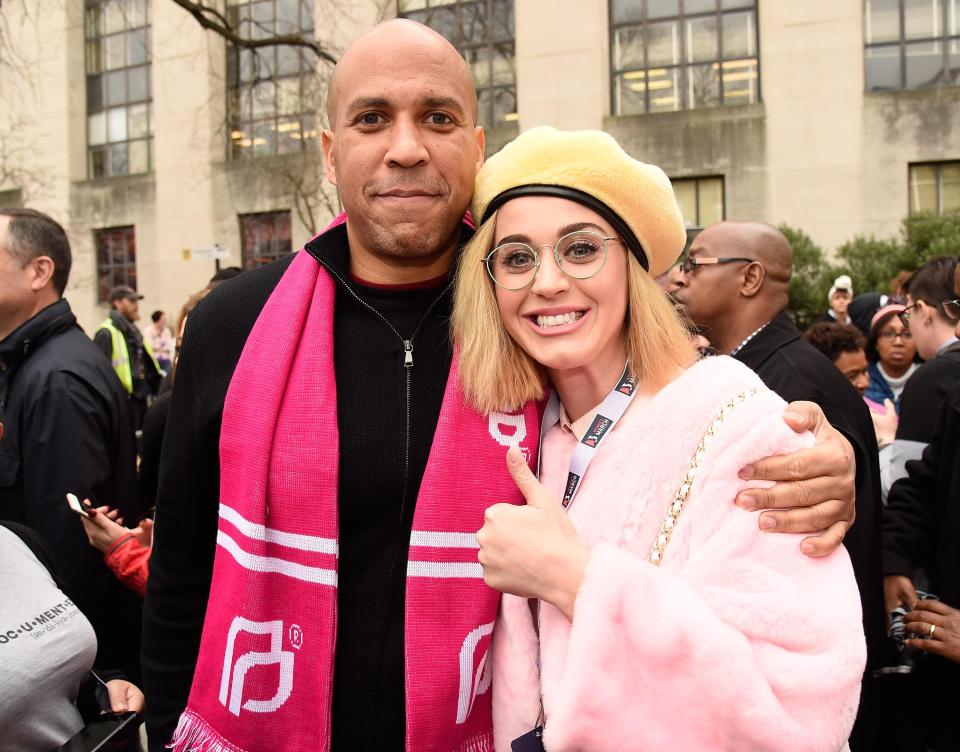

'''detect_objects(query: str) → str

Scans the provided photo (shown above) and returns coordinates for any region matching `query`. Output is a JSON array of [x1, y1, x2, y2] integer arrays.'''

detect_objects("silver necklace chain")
[[729, 321, 770, 357]]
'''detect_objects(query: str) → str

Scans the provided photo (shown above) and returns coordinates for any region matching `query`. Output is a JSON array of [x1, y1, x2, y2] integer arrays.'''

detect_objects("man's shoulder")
[[191, 254, 296, 335], [759, 336, 872, 428], [904, 350, 960, 392], [23, 325, 112, 379], [13, 328, 125, 412], [176, 254, 298, 404], [755, 335, 837, 394]]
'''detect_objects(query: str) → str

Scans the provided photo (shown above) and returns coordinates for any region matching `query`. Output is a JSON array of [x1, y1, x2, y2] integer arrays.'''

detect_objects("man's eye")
[[427, 112, 453, 125], [357, 113, 383, 126]]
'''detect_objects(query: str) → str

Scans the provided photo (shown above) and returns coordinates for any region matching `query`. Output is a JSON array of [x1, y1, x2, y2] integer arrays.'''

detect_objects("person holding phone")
[[451, 127, 865, 751], [0, 427, 143, 750]]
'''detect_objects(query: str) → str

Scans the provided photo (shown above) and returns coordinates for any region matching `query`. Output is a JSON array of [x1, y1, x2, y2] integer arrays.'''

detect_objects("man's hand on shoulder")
[[734, 401, 856, 558]]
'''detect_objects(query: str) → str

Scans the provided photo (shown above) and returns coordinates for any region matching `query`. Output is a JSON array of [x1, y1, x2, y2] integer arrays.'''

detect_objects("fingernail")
[[736, 494, 756, 510], [801, 541, 816, 554], [507, 444, 522, 463], [759, 515, 776, 530], [87, 508, 97, 518], [784, 410, 803, 423], [738, 465, 754, 480]]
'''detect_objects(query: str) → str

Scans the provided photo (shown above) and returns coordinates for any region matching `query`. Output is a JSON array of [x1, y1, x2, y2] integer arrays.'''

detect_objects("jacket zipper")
[[316, 259, 453, 502]]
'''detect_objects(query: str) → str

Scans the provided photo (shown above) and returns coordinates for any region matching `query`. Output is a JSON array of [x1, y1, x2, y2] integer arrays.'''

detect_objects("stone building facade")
[[0, 0, 957, 333]]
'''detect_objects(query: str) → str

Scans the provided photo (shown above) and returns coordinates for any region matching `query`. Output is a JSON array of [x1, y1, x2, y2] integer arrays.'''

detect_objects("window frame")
[[396, 0, 517, 128], [864, 0, 960, 91], [225, 0, 318, 160], [84, 0, 153, 178], [908, 160, 960, 214], [95, 225, 138, 303], [671, 174, 727, 226], [608, 0, 761, 116], [239, 210, 293, 269]]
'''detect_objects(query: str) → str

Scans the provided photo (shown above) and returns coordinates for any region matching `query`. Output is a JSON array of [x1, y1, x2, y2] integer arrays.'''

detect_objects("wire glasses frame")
[[877, 328, 913, 342], [943, 298, 960, 320], [679, 256, 755, 274], [898, 302, 920, 327], [482, 230, 620, 291]]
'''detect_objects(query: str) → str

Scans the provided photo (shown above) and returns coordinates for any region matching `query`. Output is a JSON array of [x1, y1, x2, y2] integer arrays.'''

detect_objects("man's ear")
[[29, 256, 55, 292], [740, 261, 766, 298], [474, 126, 485, 170], [321, 129, 338, 187]]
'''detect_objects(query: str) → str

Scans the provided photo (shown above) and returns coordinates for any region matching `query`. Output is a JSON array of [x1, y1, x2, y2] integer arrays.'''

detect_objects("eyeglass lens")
[[486, 231, 608, 290], [879, 329, 913, 341]]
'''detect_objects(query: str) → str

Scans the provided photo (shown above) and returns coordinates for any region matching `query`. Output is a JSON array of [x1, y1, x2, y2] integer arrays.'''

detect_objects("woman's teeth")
[[536, 311, 584, 328]]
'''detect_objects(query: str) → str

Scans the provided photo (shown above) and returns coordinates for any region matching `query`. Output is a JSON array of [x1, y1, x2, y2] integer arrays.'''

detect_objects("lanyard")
[[536, 363, 638, 512]]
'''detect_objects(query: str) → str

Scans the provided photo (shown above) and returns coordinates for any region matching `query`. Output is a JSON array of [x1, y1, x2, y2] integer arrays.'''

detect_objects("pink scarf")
[[169, 239, 540, 752]]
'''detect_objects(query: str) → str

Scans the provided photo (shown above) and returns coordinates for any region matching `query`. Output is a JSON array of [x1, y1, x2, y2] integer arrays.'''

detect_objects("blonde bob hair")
[[452, 211, 697, 414]]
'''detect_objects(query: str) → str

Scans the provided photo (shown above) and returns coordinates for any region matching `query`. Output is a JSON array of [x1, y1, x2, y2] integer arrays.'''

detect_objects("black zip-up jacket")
[[0, 299, 142, 680], [143, 223, 462, 750], [882, 383, 960, 751], [734, 312, 886, 750]]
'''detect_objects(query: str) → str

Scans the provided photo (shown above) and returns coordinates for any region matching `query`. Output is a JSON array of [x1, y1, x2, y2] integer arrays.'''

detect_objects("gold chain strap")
[[647, 389, 761, 566]]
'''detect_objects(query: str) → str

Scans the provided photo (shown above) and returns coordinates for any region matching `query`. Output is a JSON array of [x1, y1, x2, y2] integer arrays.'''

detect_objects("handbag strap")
[[648, 389, 761, 566]]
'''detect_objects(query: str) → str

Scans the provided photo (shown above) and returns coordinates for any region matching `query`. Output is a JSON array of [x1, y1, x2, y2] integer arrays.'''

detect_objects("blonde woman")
[[451, 127, 864, 752]]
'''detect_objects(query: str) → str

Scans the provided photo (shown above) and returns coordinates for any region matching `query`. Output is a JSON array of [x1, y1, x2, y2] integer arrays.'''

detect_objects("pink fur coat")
[[491, 355, 865, 752]]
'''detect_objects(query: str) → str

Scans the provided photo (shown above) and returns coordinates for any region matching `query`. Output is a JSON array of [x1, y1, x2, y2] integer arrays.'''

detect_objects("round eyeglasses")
[[483, 230, 620, 291], [943, 298, 960, 320]]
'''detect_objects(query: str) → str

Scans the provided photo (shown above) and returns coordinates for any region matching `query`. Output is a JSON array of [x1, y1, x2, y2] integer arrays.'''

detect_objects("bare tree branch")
[[168, 0, 338, 66]]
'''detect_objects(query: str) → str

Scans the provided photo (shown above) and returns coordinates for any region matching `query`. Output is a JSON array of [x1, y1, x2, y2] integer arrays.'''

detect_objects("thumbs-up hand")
[[476, 444, 590, 621]]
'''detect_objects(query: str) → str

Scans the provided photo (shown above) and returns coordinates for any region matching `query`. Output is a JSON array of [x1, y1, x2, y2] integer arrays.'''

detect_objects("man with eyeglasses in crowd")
[[672, 220, 886, 751], [882, 256, 960, 494], [881, 257, 960, 752]]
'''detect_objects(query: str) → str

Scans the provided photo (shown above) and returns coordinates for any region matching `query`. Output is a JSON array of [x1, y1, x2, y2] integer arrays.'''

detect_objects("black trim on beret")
[[480, 184, 650, 271]]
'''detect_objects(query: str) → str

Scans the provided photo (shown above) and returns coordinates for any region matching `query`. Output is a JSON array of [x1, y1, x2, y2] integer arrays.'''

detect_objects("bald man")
[[144, 24, 857, 751], [674, 221, 887, 750]]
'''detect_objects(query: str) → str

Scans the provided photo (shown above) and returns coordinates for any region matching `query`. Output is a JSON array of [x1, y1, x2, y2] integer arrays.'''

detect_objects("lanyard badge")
[[511, 725, 545, 752], [537, 363, 638, 512], [517, 363, 637, 749]]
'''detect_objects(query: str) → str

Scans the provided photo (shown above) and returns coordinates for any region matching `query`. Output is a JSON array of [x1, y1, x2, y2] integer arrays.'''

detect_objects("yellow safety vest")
[[96, 318, 159, 395]]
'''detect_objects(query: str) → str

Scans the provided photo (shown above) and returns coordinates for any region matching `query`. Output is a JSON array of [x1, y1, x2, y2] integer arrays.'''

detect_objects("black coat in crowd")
[[883, 382, 960, 751], [0, 299, 143, 680], [734, 311, 886, 751]]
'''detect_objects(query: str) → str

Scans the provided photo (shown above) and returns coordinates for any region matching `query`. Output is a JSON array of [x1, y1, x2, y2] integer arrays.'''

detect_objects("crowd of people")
[[0, 17, 958, 752]]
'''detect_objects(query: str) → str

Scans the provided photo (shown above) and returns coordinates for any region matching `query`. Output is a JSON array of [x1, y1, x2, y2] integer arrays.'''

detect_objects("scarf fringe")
[[167, 710, 246, 752]]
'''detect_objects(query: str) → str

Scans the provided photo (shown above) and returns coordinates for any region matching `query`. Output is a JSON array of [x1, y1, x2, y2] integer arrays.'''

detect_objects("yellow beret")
[[473, 126, 686, 277]]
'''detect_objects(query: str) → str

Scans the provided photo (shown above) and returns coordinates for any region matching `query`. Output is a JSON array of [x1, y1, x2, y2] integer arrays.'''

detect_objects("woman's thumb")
[[506, 444, 549, 507]]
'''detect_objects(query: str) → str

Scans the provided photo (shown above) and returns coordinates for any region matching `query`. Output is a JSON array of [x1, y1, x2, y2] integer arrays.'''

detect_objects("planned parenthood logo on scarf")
[[219, 617, 297, 716]]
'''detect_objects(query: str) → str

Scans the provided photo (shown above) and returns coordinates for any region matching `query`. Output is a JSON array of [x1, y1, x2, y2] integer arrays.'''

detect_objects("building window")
[[398, 0, 517, 128], [95, 226, 137, 303], [865, 0, 960, 91], [672, 176, 725, 226], [610, 0, 759, 115], [909, 161, 960, 213], [0, 189, 22, 208], [240, 211, 292, 268], [85, 0, 152, 178], [226, 0, 318, 158]]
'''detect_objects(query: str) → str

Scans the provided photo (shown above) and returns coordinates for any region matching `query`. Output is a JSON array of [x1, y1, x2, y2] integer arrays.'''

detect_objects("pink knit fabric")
[[171, 245, 540, 752], [491, 356, 866, 752]]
